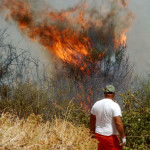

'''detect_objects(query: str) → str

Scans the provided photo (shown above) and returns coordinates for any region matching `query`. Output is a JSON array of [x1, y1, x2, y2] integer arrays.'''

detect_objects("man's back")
[[91, 98, 122, 136]]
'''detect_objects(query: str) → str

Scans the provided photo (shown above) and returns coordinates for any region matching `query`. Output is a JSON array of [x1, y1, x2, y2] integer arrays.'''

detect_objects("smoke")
[[1, 0, 134, 67], [127, 0, 150, 76], [0, 0, 135, 108]]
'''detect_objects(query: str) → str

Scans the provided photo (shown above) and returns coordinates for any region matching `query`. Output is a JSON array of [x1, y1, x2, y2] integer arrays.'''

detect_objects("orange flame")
[[1, 0, 133, 111], [114, 32, 127, 50], [120, 31, 127, 48], [1, 0, 132, 70]]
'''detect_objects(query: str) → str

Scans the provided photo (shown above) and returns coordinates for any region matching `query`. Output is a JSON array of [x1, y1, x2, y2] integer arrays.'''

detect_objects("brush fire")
[[1, 0, 134, 110]]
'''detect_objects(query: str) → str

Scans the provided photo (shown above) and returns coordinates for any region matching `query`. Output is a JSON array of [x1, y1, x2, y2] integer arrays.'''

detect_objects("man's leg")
[[95, 133, 123, 150]]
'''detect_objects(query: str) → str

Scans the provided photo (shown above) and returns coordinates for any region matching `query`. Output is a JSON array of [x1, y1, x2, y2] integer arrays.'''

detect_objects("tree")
[[50, 44, 134, 111]]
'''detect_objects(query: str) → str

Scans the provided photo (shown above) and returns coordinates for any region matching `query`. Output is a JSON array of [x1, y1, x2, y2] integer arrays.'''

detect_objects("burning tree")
[[52, 43, 133, 110], [1, 0, 134, 110]]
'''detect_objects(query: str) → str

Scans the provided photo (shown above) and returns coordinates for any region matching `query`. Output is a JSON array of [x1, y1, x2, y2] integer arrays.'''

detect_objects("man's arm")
[[90, 114, 96, 134], [114, 116, 125, 138]]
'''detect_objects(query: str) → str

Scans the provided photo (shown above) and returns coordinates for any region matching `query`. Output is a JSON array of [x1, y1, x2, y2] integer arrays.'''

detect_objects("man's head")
[[103, 85, 116, 99]]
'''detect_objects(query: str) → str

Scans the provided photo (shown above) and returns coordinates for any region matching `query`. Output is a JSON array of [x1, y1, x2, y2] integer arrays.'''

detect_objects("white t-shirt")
[[91, 98, 122, 136]]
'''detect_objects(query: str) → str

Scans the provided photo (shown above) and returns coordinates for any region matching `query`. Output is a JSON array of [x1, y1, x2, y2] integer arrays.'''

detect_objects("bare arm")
[[90, 114, 96, 134], [114, 116, 125, 138]]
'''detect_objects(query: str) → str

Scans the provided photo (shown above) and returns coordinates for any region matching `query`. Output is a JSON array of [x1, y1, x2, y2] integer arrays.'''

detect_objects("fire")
[[120, 32, 127, 48], [52, 34, 90, 66], [1, 0, 134, 111], [114, 31, 127, 50], [1, 0, 133, 70]]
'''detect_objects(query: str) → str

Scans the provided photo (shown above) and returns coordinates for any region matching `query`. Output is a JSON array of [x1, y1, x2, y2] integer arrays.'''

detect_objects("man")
[[90, 85, 126, 150]]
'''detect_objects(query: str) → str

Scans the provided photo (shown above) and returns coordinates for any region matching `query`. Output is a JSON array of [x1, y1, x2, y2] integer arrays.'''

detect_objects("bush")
[[0, 80, 49, 119], [121, 87, 150, 150], [0, 80, 90, 127]]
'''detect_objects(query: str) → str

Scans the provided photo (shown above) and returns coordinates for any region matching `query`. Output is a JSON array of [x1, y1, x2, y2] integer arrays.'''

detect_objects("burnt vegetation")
[[52, 26, 134, 108], [0, 27, 149, 149]]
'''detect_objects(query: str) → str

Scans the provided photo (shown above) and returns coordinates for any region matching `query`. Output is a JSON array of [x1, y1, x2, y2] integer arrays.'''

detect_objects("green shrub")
[[0, 80, 49, 118], [121, 88, 150, 149], [122, 107, 150, 150], [0, 80, 90, 127]]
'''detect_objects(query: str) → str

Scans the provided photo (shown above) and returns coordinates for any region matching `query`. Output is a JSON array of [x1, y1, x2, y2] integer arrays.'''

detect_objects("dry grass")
[[0, 112, 97, 150]]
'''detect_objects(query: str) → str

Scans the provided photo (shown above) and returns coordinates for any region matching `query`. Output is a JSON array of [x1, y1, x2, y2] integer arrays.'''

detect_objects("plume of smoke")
[[0, 0, 134, 108], [1, 0, 134, 57]]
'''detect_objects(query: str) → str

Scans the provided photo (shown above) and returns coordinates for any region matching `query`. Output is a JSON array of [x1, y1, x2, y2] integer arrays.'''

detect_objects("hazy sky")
[[127, 0, 150, 76], [0, 0, 150, 76]]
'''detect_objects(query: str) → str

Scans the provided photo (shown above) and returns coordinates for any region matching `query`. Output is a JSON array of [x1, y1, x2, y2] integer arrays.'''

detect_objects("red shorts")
[[95, 133, 123, 150]]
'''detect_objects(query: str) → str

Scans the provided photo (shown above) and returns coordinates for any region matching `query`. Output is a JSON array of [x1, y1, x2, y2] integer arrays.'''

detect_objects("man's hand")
[[89, 131, 95, 138], [90, 133, 95, 138], [120, 137, 126, 146]]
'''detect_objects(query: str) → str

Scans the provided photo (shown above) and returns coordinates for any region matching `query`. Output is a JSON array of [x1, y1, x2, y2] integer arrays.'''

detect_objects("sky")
[[0, 0, 150, 77], [127, 0, 150, 76]]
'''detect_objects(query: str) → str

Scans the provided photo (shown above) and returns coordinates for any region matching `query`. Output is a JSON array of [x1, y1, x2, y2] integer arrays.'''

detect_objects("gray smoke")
[[127, 0, 150, 77], [0, 0, 149, 77]]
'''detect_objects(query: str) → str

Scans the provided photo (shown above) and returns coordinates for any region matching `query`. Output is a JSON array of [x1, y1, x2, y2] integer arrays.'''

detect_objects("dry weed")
[[0, 113, 97, 150]]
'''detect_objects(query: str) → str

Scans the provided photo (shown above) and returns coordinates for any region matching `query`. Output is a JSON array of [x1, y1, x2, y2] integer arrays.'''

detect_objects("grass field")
[[0, 112, 97, 150]]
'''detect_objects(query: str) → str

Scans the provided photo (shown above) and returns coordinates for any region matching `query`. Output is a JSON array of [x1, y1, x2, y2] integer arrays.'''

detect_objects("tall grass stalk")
[[0, 112, 97, 150]]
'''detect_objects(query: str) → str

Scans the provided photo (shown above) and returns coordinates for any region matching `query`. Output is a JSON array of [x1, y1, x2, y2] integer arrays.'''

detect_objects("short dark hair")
[[104, 92, 115, 94]]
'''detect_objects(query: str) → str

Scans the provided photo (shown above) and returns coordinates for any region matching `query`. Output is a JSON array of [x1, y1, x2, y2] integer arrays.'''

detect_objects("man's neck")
[[104, 94, 115, 100], [105, 97, 113, 100]]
